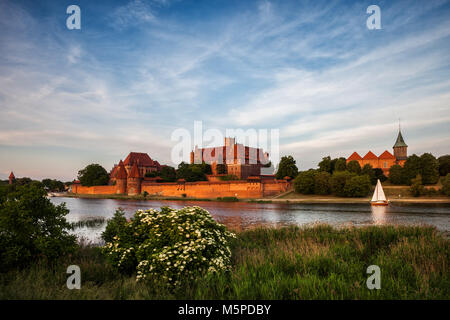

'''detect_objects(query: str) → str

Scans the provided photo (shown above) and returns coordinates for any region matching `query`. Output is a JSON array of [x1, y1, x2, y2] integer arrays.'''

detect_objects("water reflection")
[[371, 205, 387, 225], [51, 197, 450, 243]]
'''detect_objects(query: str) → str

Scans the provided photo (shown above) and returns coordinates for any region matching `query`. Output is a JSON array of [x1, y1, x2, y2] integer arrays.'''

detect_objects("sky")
[[0, 0, 449, 181]]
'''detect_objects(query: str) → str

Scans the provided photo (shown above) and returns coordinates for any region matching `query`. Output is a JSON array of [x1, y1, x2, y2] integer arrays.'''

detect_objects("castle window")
[[384, 161, 387, 168]]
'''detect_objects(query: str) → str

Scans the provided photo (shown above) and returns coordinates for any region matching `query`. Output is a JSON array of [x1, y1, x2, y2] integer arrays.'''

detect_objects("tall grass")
[[0, 225, 448, 299]]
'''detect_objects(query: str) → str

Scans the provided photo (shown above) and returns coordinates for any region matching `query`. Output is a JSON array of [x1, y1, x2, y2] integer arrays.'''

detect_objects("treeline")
[[146, 162, 212, 182], [3, 177, 68, 192], [389, 154, 448, 185]]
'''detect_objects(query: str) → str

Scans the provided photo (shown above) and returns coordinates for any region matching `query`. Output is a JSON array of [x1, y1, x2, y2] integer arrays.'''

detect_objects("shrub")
[[101, 206, 236, 286], [410, 175, 424, 197], [314, 171, 331, 195], [330, 171, 355, 196], [343, 175, 372, 197], [294, 170, 316, 194], [0, 184, 76, 271], [442, 174, 450, 196]]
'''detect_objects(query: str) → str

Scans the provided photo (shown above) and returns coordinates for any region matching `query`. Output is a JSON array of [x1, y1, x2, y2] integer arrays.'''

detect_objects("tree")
[[374, 168, 387, 183], [361, 164, 376, 185], [318, 156, 332, 173], [294, 170, 316, 194], [334, 158, 347, 172], [276, 156, 298, 179], [78, 164, 109, 186], [42, 179, 65, 192], [410, 174, 424, 197], [330, 171, 355, 197], [159, 166, 177, 182], [420, 153, 439, 185], [216, 164, 227, 174], [389, 165, 404, 185], [176, 162, 208, 182], [343, 175, 372, 197], [314, 171, 331, 195], [441, 173, 450, 196], [438, 155, 450, 176], [402, 154, 421, 185], [0, 184, 76, 271], [347, 160, 361, 175]]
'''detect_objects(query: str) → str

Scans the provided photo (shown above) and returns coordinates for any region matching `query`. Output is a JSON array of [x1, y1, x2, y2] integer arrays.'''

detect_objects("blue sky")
[[0, 0, 449, 181]]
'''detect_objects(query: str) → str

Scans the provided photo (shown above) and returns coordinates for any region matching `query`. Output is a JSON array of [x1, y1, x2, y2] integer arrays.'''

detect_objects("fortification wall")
[[72, 179, 290, 199]]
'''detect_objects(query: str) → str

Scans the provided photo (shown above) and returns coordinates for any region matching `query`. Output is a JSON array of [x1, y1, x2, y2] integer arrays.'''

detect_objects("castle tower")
[[127, 161, 141, 195], [9, 172, 15, 185], [393, 128, 408, 165], [114, 160, 128, 194]]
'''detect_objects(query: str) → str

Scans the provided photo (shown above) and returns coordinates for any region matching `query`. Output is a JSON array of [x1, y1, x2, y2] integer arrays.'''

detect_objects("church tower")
[[9, 172, 15, 185], [393, 128, 408, 165]]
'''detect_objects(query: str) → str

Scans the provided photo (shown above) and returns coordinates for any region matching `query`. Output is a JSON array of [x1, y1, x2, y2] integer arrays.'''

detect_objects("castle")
[[71, 148, 290, 198], [346, 129, 408, 175], [190, 137, 269, 179]]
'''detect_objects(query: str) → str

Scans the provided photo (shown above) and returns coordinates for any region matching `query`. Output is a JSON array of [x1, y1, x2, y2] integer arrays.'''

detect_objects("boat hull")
[[371, 201, 389, 206]]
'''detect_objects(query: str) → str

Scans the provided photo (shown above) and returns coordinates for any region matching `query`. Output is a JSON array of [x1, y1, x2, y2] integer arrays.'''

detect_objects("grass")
[[0, 225, 448, 299]]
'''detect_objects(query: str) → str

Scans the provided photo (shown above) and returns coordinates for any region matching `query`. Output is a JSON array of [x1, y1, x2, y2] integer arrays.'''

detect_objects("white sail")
[[371, 179, 387, 202]]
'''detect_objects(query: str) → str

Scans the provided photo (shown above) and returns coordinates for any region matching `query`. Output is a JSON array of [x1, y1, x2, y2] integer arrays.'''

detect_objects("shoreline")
[[55, 192, 450, 206]]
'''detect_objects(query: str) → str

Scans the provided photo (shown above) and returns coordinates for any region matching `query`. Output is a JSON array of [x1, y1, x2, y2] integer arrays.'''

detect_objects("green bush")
[[389, 164, 404, 185], [330, 171, 355, 196], [410, 175, 425, 197], [101, 206, 235, 287], [442, 174, 450, 196], [294, 170, 316, 194], [314, 171, 331, 195], [0, 184, 77, 271], [347, 160, 361, 175], [343, 175, 372, 197]]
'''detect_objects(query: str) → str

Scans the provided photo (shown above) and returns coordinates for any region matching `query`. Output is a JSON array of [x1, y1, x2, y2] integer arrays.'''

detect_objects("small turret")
[[393, 129, 408, 162], [127, 161, 141, 195], [114, 160, 127, 194], [9, 172, 15, 185]]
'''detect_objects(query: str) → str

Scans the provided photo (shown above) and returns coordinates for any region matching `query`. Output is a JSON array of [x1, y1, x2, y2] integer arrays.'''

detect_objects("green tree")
[[374, 168, 387, 183], [441, 173, 450, 196], [318, 156, 332, 173], [159, 166, 177, 182], [294, 170, 316, 194], [420, 153, 439, 185], [438, 155, 450, 176], [334, 158, 347, 172], [176, 162, 208, 182], [389, 164, 404, 185], [314, 171, 331, 195], [0, 184, 76, 271], [276, 156, 298, 179], [410, 174, 424, 197], [330, 171, 355, 197], [347, 160, 361, 175], [42, 179, 65, 192], [361, 164, 376, 185], [343, 175, 372, 197], [78, 164, 109, 186], [403, 154, 421, 185], [102, 208, 128, 244]]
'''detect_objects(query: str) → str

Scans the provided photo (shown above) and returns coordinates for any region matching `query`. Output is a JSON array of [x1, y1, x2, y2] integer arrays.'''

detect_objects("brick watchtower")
[[127, 161, 141, 195], [393, 129, 408, 165], [9, 172, 15, 185], [114, 160, 128, 194]]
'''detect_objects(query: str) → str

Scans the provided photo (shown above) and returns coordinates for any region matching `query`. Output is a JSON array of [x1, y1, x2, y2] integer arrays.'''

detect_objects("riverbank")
[[1, 225, 448, 299], [57, 191, 450, 206]]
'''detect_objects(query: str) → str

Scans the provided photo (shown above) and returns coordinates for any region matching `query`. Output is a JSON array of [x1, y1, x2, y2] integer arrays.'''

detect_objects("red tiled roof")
[[379, 150, 396, 159], [123, 152, 160, 168], [347, 152, 362, 161], [9, 172, 15, 179], [115, 160, 128, 179], [129, 161, 141, 178], [363, 151, 378, 160]]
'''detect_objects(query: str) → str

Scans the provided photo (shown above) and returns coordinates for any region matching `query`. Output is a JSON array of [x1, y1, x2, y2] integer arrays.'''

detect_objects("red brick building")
[[347, 129, 408, 175], [110, 152, 161, 184]]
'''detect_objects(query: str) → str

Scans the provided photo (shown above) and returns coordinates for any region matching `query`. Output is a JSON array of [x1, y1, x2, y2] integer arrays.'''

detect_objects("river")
[[50, 197, 450, 243]]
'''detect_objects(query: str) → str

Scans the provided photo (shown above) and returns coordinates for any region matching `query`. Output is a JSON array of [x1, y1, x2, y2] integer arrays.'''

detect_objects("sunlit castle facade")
[[347, 129, 408, 176]]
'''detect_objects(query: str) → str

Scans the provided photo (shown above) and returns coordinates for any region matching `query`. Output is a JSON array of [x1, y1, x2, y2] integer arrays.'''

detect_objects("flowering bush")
[[102, 206, 235, 286]]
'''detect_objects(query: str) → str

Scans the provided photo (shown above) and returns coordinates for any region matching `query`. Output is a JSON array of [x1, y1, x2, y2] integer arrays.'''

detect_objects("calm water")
[[51, 197, 450, 243]]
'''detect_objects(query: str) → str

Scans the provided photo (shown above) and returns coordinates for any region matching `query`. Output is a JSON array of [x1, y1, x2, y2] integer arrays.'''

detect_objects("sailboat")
[[371, 179, 388, 206]]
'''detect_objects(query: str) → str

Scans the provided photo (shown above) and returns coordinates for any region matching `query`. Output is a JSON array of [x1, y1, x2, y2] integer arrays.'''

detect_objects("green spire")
[[393, 130, 408, 148]]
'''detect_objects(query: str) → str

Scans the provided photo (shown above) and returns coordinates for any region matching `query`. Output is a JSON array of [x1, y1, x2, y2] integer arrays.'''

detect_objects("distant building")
[[190, 137, 270, 179], [109, 152, 161, 184], [9, 172, 15, 185], [347, 129, 408, 176]]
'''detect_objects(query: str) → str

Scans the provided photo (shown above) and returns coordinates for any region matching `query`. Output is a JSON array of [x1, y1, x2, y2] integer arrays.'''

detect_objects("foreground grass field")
[[0, 225, 448, 299]]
